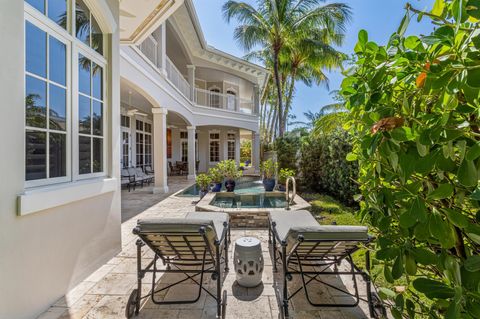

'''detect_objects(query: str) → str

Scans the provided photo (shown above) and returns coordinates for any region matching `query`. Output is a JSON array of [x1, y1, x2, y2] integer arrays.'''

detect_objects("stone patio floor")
[[39, 179, 373, 319]]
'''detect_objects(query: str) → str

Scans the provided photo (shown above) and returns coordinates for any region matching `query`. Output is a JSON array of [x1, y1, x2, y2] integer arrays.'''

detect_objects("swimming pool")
[[211, 193, 288, 209], [177, 176, 265, 197]]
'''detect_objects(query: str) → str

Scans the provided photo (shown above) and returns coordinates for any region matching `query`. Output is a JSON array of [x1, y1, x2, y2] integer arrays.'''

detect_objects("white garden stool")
[[234, 237, 264, 287]]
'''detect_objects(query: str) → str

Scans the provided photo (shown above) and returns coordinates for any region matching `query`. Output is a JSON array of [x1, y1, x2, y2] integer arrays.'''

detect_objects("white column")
[[187, 126, 196, 180], [235, 129, 241, 166], [152, 107, 169, 193], [253, 84, 260, 114], [159, 23, 167, 77], [187, 65, 195, 101], [222, 129, 228, 161], [252, 132, 260, 174]]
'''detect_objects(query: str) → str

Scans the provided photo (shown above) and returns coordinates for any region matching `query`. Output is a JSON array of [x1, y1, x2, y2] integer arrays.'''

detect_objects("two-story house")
[[0, 0, 267, 318]]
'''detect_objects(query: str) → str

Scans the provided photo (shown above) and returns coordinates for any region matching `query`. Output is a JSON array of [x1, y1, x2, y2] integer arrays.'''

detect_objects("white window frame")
[[180, 130, 188, 162], [227, 131, 236, 161], [133, 117, 153, 170], [209, 130, 220, 164], [24, 1, 108, 188]]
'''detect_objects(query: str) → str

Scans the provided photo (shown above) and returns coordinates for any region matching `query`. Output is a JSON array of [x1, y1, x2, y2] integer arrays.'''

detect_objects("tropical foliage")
[[196, 173, 212, 191], [260, 158, 278, 179], [223, 0, 351, 140], [278, 167, 295, 184], [343, 1, 480, 317], [299, 128, 358, 206]]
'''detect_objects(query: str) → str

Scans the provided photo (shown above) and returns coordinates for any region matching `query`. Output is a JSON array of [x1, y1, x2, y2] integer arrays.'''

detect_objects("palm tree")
[[223, 0, 351, 137]]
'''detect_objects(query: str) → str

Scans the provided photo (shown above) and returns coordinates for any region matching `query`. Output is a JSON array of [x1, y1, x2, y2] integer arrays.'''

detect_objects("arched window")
[[24, 0, 107, 187], [226, 90, 237, 111], [209, 88, 221, 108]]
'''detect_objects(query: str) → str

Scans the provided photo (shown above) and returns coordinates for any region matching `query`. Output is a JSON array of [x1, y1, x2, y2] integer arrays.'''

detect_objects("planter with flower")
[[208, 167, 223, 192], [261, 159, 278, 191], [218, 160, 242, 192], [278, 168, 295, 191], [195, 173, 212, 198]]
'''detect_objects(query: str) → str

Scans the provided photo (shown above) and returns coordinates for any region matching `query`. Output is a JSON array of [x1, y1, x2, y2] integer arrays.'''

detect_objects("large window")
[[135, 119, 152, 170], [180, 131, 188, 162], [209, 132, 220, 163], [25, 0, 106, 186], [227, 132, 236, 160]]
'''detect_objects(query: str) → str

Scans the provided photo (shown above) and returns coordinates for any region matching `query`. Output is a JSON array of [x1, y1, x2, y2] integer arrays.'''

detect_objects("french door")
[[121, 128, 131, 168]]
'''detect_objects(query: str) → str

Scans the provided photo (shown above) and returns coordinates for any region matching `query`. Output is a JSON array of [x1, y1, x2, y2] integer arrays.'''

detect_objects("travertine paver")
[[38, 180, 373, 319]]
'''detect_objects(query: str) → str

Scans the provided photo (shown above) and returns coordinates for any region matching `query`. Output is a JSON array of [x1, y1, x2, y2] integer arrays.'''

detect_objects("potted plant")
[[261, 159, 278, 191], [218, 160, 242, 192], [278, 168, 295, 191], [208, 167, 223, 192], [196, 173, 212, 198]]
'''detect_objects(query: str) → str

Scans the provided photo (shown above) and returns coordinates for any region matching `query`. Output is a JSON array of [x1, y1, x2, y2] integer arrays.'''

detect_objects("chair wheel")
[[125, 289, 139, 318]]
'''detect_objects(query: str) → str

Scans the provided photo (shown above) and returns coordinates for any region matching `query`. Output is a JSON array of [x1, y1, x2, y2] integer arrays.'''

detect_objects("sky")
[[191, 0, 436, 126]]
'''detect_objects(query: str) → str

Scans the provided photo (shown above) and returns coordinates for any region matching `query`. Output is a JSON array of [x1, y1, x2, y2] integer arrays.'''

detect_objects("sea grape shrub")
[[342, 1, 480, 318]]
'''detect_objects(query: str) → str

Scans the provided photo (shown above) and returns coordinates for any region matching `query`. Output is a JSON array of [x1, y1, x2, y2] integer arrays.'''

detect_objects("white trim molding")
[[17, 178, 117, 216]]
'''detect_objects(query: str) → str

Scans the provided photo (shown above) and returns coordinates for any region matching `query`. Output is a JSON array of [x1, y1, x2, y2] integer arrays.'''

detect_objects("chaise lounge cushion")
[[185, 212, 229, 237], [270, 210, 369, 254]]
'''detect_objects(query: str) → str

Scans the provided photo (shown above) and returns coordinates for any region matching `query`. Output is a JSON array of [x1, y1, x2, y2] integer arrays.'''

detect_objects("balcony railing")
[[194, 88, 254, 114], [165, 56, 191, 100], [138, 36, 191, 100]]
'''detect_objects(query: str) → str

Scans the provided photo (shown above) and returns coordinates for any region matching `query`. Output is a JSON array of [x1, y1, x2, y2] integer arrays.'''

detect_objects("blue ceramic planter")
[[212, 183, 222, 192], [263, 178, 276, 191], [225, 179, 236, 192]]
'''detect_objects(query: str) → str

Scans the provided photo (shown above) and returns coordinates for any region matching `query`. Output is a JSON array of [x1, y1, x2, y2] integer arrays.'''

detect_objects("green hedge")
[[298, 129, 359, 206]]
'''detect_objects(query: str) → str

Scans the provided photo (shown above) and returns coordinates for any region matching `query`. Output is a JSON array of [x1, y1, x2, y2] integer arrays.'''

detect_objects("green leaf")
[[358, 29, 368, 45], [346, 152, 357, 161], [392, 255, 404, 280], [466, 143, 480, 161], [412, 278, 455, 299], [464, 255, 480, 272], [406, 299, 416, 318], [427, 184, 454, 200], [405, 253, 418, 275], [397, 12, 411, 37], [411, 247, 438, 265], [400, 197, 428, 228], [466, 0, 480, 19], [467, 68, 480, 88], [384, 264, 394, 283], [444, 208, 469, 228], [429, 212, 456, 248], [471, 187, 480, 201], [405, 35, 421, 50], [458, 159, 478, 187], [379, 287, 396, 299], [432, 0, 446, 16]]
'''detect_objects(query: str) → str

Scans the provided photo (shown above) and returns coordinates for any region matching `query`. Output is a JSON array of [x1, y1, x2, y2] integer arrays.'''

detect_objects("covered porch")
[[120, 81, 261, 194]]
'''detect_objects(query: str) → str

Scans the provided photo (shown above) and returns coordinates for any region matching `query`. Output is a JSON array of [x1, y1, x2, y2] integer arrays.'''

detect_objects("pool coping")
[[195, 191, 311, 213]]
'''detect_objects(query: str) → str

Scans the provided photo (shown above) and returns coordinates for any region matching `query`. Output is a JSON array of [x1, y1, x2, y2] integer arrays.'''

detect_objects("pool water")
[[177, 176, 265, 196], [211, 193, 288, 209]]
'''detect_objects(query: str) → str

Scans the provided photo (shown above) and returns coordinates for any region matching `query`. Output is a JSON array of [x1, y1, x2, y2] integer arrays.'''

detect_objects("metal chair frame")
[[268, 220, 378, 319], [126, 222, 231, 319]]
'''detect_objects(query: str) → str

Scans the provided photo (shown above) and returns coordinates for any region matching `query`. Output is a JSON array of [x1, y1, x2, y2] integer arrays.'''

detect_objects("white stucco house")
[[0, 0, 267, 318]]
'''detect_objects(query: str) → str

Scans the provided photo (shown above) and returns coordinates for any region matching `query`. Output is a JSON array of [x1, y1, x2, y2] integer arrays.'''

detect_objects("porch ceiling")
[[120, 0, 184, 44]]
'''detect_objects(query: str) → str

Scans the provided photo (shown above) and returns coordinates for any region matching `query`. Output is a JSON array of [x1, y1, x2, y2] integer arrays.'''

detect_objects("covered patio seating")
[[268, 210, 384, 318], [126, 212, 231, 319]]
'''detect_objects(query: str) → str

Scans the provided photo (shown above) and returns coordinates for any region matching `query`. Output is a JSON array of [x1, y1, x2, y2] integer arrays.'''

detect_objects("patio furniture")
[[121, 168, 136, 192], [168, 161, 182, 176], [268, 210, 383, 319], [145, 166, 154, 180], [176, 161, 188, 175], [126, 212, 231, 319], [128, 167, 144, 188], [135, 167, 153, 185], [234, 237, 263, 287]]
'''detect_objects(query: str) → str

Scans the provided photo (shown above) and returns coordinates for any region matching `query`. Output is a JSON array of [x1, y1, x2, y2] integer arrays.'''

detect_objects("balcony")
[[137, 36, 256, 115], [194, 88, 254, 114]]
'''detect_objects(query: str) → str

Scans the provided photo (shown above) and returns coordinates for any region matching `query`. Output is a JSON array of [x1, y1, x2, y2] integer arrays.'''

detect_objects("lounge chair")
[[135, 167, 153, 185], [127, 167, 144, 188], [268, 210, 383, 318], [145, 166, 155, 182], [121, 168, 135, 191], [126, 212, 231, 319]]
